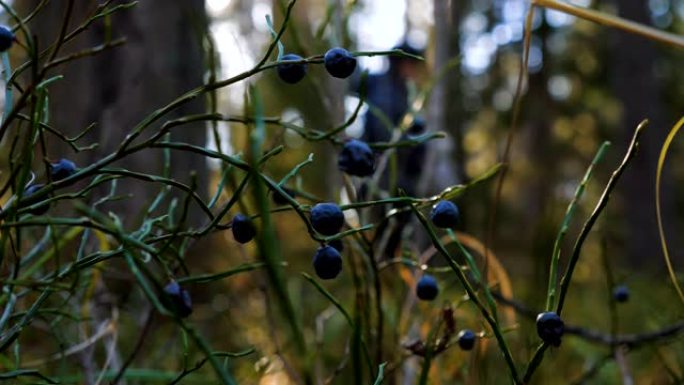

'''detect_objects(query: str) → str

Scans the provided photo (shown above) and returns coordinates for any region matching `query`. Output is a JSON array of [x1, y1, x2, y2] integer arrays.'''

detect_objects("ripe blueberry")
[[50, 158, 77, 181], [536, 311, 564, 347], [338, 139, 375, 177], [0, 26, 15, 52], [323, 47, 357, 79], [161, 281, 192, 318], [313, 245, 343, 279], [23, 184, 49, 215], [613, 285, 630, 303], [329, 238, 344, 253], [272, 186, 296, 205], [277, 54, 307, 84], [310, 203, 344, 236], [408, 116, 426, 135], [416, 274, 439, 301], [430, 200, 459, 229], [232, 213, 256, 244], [457, 329, 477, 351]]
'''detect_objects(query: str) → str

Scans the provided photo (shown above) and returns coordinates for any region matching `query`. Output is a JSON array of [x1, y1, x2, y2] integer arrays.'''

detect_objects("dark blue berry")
[[408, 116, 426, 135], [313, 245, 342, 279], [338, 139, 375, 177], [277, 54, 307, 84], [430, 200, 459, 229], [613, 285, 630, 303], [536, 311, 564, 347], [23, 184, 49, 215], [272, 186, 296, 205], [324, 47, 357, 79], [310, 203, 344, 236], [0, 26, 15, 52], [161, 281, 192, 318], [329, 238, 344, 253], [416, 274, 439, 301], [232, 213, 256, 244], [457, 329, 476, 351], [50, 158, 77, 181]]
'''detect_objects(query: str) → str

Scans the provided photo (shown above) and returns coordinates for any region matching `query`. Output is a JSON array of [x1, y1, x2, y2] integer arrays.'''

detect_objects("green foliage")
[[0, 0, 682, 384]]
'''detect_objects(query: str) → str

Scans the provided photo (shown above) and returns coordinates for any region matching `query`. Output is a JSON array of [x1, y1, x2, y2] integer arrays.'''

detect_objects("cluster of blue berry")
[[275, 44, 491, 351], [276, 47, 358, 84], [0, 27, 80, 216], [22, 159, 77, 215], [157, 42, 622, 354]]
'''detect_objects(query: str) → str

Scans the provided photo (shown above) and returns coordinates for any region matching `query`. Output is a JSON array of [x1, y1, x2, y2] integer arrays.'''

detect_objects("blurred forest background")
[[2, 0, 684, 384]]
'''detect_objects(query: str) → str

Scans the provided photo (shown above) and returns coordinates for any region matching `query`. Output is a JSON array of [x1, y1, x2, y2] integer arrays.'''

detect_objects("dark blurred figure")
[[356, 41, 427, 196], [361, 42, 424, 146], [354, 41, 427, 258]]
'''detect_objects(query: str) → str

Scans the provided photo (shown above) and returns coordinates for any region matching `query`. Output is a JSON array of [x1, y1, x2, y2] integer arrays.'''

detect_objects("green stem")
[[410, 206, 521, 384], [447, 229, 499, 322], [522, 343, 548, 383], [556, 122, 645, 316], [524, 122, 645, 384], [545, 141, 610, 310], [179, 320, 237, 385]]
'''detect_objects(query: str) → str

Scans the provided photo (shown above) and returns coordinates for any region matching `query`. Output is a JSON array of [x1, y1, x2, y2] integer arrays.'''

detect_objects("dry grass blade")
[[655, 116, 684, 306], [534, 0, 684, 49]]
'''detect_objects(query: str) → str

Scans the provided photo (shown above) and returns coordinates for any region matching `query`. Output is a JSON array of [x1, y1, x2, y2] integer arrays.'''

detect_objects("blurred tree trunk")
[[25, 2, 208, 383], [418, 0, 459, 195], [28, 0, 208, 226], [610, 0, 675, 268], [526, 20, 560, 323], [447, 0, 467, 185]]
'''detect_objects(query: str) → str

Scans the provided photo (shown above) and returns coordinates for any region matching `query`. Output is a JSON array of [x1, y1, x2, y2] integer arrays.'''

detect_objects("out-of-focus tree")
[[27, 0, 208, 225], [610, 0, 676, 268], [23, 2, 208, 382]]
